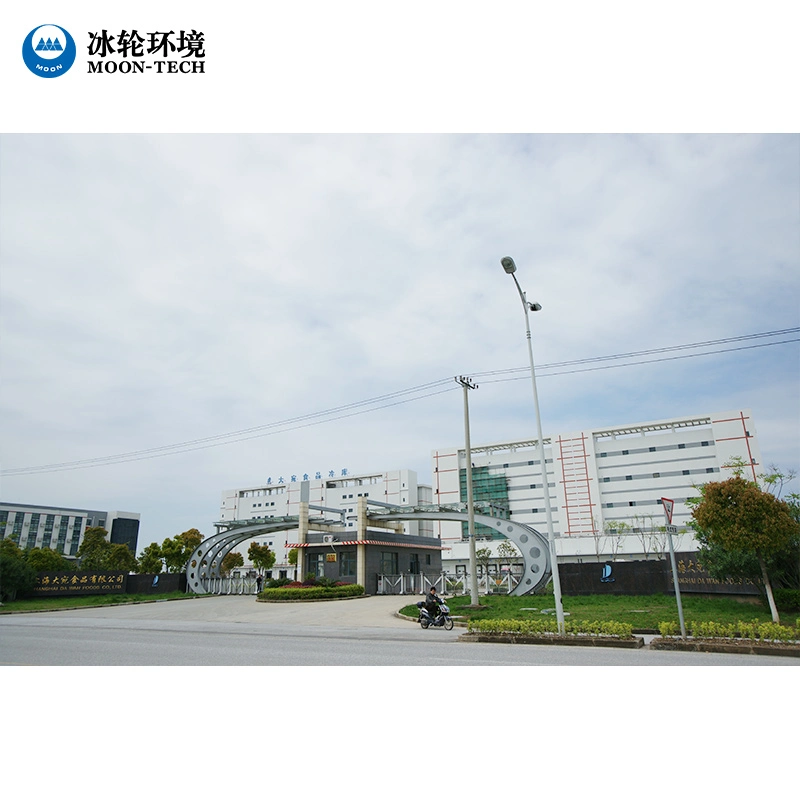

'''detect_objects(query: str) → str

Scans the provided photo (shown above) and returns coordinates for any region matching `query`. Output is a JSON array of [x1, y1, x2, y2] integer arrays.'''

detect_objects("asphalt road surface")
[[0, 594, 796, 666]]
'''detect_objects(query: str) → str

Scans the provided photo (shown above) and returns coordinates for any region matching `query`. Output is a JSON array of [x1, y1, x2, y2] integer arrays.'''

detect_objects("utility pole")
[[456, 375, 480, 606]]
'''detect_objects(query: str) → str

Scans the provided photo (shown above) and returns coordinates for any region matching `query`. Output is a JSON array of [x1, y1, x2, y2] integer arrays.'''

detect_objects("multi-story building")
[[220, 468, 434, 576], [431, 410, 762, 574], [0, 503, 140, 556]]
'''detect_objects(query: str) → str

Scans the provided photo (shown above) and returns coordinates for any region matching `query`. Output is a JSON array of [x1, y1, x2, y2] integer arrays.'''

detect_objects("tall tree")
[[691, 476, 800, 623], [248, 542, 276, 572], [105, 543, 138, 572], [0, 538, 36, 601], [221, 551, 244, 576], [77, 527, 113, 570], [26, 547, 75, 572], [161, 529, 204, 574], [138, 542, 164, 574]]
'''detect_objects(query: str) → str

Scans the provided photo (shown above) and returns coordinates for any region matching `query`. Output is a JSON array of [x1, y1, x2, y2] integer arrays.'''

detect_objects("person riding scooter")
[[424, 586, 442, 622]]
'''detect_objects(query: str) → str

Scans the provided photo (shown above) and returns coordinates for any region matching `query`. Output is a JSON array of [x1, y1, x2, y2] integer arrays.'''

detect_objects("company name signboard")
[[31, 572, 128, 596]]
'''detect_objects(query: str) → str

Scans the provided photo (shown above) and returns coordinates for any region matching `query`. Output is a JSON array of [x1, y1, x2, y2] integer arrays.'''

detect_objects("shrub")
[[683, 619, 799, 642], [259, 583, 365, 601], [773, 589, 800, 613], [265, 577, 293, 589], [658, 621, 679, 637], [467, 618, 633, 639]]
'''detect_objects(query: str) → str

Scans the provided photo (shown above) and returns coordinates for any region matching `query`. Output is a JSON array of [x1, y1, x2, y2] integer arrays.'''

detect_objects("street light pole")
[[455, 375, 480, 606], [501, 256, 565, 633]]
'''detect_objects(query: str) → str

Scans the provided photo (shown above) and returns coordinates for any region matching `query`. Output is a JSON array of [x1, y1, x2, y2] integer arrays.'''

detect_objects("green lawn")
[[400, 592, 778, 630], [0, 592, 196, 613]]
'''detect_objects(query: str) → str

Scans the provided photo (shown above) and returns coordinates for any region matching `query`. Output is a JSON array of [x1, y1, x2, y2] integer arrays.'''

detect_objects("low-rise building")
[[0, 503, 140, 556], [219, 468, 434, 578]]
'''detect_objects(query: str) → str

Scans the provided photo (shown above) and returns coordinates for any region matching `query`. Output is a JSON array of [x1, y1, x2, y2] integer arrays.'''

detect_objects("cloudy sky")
[[2, 132, 798, 551]]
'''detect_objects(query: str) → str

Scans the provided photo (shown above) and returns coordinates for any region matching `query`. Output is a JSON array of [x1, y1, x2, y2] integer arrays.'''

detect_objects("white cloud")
[[1, 133, 798, 548]]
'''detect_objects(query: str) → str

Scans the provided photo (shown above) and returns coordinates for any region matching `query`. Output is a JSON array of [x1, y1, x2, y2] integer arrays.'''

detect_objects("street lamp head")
[[501, 256, 517, 274], [528, 302, 542, 312]]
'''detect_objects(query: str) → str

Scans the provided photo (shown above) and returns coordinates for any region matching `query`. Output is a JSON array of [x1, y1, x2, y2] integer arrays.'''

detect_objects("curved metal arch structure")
[[368, 509, 551, 595], [185, 518, 303, 595], [185, 507, 551, 596]]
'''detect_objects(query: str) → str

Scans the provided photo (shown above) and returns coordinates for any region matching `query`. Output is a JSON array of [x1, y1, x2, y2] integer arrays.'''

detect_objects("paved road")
[[0, 595, 795, 665]]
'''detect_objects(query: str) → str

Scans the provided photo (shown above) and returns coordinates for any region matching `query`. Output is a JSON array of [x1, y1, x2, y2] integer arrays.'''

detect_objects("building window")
[[683, 470, 690, 475], [626, 475, 633, 481], [707, 467, 715, 473], [307, 553, 325, 578], [649, 447, 656, 452], [653, 472, 660, 478], [622, 449, 629, 456], [380, 552, 398, 575], [339, 551, 356, 576], [678, 443, 686, 449]]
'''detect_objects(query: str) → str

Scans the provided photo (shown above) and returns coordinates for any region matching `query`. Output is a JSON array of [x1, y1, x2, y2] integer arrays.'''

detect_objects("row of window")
[[601, 467, 718, 483], [598, 440, 714, 458]]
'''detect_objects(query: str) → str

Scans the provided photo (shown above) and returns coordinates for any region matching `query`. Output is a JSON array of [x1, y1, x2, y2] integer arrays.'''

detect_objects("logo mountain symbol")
[[35, 37, 63, 52]]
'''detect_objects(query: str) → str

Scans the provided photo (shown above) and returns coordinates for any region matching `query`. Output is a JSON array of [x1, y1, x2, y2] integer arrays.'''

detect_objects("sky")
[[2, 132, 798, 550], [2, 0, 799, 785]]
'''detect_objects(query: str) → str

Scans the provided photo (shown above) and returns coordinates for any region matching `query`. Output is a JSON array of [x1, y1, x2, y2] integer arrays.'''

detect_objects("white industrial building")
[[431, 410, 762, 576], [219, 409, 763, 584], [0, 503, 141, 556], [219, 469, 433, 577]]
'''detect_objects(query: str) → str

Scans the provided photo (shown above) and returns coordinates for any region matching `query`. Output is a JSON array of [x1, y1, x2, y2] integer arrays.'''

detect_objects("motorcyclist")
[[424, 586, 442, 622]]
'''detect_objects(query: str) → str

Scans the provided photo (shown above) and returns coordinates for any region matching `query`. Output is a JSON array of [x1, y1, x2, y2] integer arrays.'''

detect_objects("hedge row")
[[258, 584, 365, 601], [658, 619, 800, 642], [468, 618, 634, 639]]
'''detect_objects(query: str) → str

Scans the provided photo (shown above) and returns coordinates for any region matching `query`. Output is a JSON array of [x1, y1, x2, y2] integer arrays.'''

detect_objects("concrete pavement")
[[47, 593, 420, 627]]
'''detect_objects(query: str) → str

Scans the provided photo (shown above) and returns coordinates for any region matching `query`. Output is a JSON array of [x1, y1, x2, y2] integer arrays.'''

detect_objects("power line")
[[3, 328, 797, 476]]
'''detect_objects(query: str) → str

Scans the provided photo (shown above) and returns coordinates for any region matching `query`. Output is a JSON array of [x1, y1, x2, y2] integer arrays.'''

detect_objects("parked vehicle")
[[416, 599, 454, 630]]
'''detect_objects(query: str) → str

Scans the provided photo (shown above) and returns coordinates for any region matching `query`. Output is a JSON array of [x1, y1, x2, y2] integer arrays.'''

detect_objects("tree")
[[26, 547, 75, 573], [105, 543, 138, 572], [161, 528, 204, 574], [138, 542, 164, 574], [76, 527, 113, 570], [287, 548, 298, 566], [691, 475, 800, 623], [497, 540, 520, 565], [248, 542, 276, 572], [604, 521, 630, 560], [0, 538, 36, 601], [476, 547, 492, 586], [221, 551, 244, 576]]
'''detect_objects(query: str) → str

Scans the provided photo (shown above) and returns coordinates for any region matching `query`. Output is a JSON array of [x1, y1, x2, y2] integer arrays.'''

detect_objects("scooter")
[[416, 599, 454, 630]]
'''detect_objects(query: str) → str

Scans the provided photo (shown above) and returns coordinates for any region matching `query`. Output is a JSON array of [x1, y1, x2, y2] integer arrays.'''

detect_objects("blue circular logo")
[[22, 24, 76, 78]]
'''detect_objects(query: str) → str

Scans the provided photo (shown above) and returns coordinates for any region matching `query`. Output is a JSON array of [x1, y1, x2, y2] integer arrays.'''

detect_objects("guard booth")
[[293, 529, 443, 595]]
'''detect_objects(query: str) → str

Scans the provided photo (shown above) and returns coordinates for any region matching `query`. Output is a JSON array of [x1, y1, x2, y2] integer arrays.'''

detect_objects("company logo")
[[22, 24, 77, 77]]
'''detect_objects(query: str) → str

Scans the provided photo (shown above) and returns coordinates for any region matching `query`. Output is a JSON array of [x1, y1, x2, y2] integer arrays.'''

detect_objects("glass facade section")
[[42, 514, 55, 548], [25, 514, 40, 548], [459, 466, 510, 540]]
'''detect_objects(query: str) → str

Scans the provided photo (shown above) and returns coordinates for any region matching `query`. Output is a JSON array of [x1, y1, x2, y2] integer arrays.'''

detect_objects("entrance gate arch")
[[185, 505, 552, 596], [185, 518, 303, 595], [365, 508, 551, 595]]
